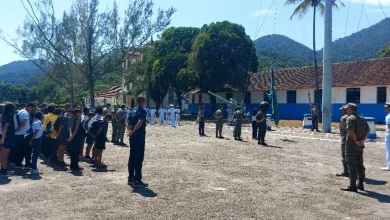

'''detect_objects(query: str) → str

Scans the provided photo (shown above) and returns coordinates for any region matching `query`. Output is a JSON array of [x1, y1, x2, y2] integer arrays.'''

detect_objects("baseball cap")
[[346, 103, 358, 110], [339, 105, 347, 110]]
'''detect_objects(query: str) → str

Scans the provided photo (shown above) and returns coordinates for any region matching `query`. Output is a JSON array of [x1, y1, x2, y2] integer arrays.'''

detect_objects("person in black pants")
[[311, 105, 320, 132], [256, 109, 267, 146], [252, 109, 258, 140], [67, 109, 82, 171], [197, 105, 205, 136], [127, 97, 148, 188]]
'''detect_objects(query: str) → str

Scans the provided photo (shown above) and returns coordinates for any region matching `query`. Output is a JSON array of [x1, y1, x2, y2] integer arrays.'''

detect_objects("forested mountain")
[[0, 60, 44, 84]]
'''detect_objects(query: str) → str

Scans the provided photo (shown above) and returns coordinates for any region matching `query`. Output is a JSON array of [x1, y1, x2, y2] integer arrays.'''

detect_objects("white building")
[[188, 58, 390, 123]]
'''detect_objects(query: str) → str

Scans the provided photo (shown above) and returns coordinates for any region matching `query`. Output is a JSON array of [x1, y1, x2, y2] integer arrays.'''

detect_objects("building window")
[[314, 89, 322, 105], [226, 93, 233, 101], [377, 87, 387, 103], [199, 94, 203, 103], [192, 94, 195, 104], [346, 88, 360, 103], [287, 90, 297, 103]]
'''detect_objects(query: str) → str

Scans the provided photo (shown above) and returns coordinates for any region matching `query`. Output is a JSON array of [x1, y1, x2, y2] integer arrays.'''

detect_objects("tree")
[[146, 55, 171, 108], [153, 27, 200, 109], [285, 0, 343, 111], [189, 21, 258, 104], [10, 0, 175, 108], [175, 68, 197, 109], [380, 44, 390, 57]]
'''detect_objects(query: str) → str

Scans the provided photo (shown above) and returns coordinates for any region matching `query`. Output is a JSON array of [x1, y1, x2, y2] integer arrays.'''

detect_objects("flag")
[[267, 67, 280, 126]]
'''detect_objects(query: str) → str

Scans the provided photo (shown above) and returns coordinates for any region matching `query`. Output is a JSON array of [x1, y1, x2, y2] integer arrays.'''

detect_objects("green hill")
[[0, 60, 44, 84]]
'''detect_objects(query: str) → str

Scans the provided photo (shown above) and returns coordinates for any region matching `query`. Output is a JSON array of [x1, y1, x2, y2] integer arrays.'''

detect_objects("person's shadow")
[[358, 190, 390, 203], [365, 178, 387, 185], [132, 187, 158, 198]]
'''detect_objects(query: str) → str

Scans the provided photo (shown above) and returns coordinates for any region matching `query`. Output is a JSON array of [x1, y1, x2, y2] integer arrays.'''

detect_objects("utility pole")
[[322, 0, 333, 133]]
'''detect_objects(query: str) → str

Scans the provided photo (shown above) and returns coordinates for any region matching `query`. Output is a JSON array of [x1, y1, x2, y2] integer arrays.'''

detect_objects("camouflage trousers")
[[341, 138, 348, 173], [118, 122, 126, 141], [234, 121, 242, 138], [216, 120, 223, 136], [112, 121, 118, 142], [345, 141, 365, 181]]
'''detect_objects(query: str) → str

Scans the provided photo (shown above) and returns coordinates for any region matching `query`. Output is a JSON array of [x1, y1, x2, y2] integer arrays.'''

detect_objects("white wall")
[[251, 91, 264, 104], [277, 90, 287, 104], [360, 86, 377, 104], [332, 87, 346, 104], [296, 89, 314, 104]]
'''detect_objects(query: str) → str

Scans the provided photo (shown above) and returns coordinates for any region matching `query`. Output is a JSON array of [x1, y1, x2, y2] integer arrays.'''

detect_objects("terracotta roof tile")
[[249, 58, 390, 91]]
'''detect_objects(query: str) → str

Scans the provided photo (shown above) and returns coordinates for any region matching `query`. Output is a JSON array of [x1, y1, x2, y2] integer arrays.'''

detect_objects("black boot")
[[336, 172, 349, 177], [357, 178, 365, 191], [341, 179, 357, 192]]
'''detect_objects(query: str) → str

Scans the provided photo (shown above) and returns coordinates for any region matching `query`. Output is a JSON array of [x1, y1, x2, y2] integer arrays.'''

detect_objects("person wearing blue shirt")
[[28, 111, 44, 175], [0, 103, 16, 177], [68, 109, 83, 171], [127, 97, 148, 188], [92, 115, 112, 168]]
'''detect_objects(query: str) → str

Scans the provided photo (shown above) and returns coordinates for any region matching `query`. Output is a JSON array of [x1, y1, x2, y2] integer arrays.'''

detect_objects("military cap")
[[339, 105, 347, 110], [346, 103, 358, 110], [384, 102, 390, 108]]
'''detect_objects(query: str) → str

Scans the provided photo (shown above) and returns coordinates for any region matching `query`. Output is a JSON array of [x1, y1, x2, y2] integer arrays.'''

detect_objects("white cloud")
[[350, 0, 390, 6], [249, 9, 275, 17]]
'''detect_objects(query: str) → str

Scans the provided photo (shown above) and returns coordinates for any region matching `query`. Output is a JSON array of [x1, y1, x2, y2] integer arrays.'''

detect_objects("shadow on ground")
[[365, 178, 387, 186], [132, 187, 158, 198], [359, 190, 390, 203]]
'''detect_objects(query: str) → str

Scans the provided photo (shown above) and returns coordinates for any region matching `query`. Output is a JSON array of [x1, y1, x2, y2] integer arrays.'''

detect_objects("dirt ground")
[[0, 119, 389, 220]]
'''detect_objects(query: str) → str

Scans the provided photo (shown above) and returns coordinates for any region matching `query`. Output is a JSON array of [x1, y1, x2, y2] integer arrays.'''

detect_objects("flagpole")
[[322, 0, 333, 133]]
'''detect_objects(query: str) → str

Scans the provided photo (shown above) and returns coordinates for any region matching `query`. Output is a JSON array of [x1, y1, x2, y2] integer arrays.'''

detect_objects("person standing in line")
[[252, 109, 258, 140], [214, 105, 224, 138], [149, 107, 156, 125], [52, 109, 69, 167], [13, 103, 36, 168], [197, 105, 205, 136], [127, 97, 149, 188], [84, 112, 95, 160], [92, 114, 112, 168], [79, 107, 89, 157], [175, 106, 181, 127], [68, 109, 83, 171], [28, 111, 44, 175], [111, 105, 118, 145], [165, 106, 170, 125], [158, 106, 165, 126], [0, 103, 16, 177], [256, 108, 267, 146], [115, 105, 127, 146], [382, 102, 390, 171], [337, 105, 349, 177], [341, 103, 369, 192], [233, 106, 244, 141], [169, 105, 176, 128], [311, 105, 320, 132], [42, 105, 57, 160]]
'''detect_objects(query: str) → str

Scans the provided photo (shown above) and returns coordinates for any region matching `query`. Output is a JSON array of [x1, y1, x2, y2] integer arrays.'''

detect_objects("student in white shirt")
[[251, 109, 258, 140], [29, 111, 44, 175], [383, 102, 390, 171], [175, 106, 181, 127]]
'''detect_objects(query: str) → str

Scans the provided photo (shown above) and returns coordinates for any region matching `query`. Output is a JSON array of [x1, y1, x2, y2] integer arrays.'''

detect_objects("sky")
[[0, 0, 389, 66]]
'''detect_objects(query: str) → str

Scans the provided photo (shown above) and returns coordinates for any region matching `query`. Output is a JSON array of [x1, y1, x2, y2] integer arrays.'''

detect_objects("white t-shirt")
[[386, 113, 390, 133], [15, 109, 30, 135], [32, 119, 43, 139]]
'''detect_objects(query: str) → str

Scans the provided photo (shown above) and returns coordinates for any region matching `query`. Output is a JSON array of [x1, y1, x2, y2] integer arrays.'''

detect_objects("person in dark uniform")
[[127, 96, 148, 188], [233, 106, 244, 141], [93, 114, 112, 168], [337, 105, 349, 177], [311, 105, 320, 132], [197, 104, 205, 136], [67, 109, 83, 171], [0, 103, 16, 177], [257, 107, 267, 146], [53, 109, 70, 167]]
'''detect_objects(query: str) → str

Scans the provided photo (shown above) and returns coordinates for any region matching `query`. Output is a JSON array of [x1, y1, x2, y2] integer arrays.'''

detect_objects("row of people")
[[0, 103, 112, 177]]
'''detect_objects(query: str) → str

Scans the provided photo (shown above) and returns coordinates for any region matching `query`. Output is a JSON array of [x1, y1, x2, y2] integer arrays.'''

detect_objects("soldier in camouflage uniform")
[[111, 105, 118, 144], [341, 103, 370, 192], [336, 105, 349, 177], [214, 105, 224, 138], [233, 106, 244, 141], [256, 108, 267, 146], [115, 105, 128, 146]]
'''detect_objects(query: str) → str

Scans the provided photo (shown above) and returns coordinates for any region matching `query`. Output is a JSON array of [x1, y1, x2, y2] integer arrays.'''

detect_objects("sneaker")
[[0, 171, 12, 177], [128, 177, 135, 186], [30, 169, 41, 175], [57, 161, 67, 167], [22, 165, 31, 170], [71, 166, 83, 171], [133, 180, 148, 188], [84, 156, 92, 160], [97, 164, 107, 169]]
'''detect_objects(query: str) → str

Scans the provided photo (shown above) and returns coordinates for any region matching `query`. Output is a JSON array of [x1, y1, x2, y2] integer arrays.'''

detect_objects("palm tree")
[[285, 0, 343, 117]]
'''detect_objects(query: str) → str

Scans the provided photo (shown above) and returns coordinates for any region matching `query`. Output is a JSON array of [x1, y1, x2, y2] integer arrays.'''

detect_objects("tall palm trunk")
[[313, 5, 321, 119]]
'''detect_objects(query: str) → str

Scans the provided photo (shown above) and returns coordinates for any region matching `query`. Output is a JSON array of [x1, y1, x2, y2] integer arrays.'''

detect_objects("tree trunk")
[[176, 91, 183, 110], [313, 6, 321, 120]]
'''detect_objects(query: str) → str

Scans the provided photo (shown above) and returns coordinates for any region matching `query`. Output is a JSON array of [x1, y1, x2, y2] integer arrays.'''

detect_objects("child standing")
[[84, 112, 95, 160], [0, 103, 16, 177], [53, 109, 70, 167], [92, 115, 112, 168], [67, 109, 82, 171], [29, 112, 44, 175]]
